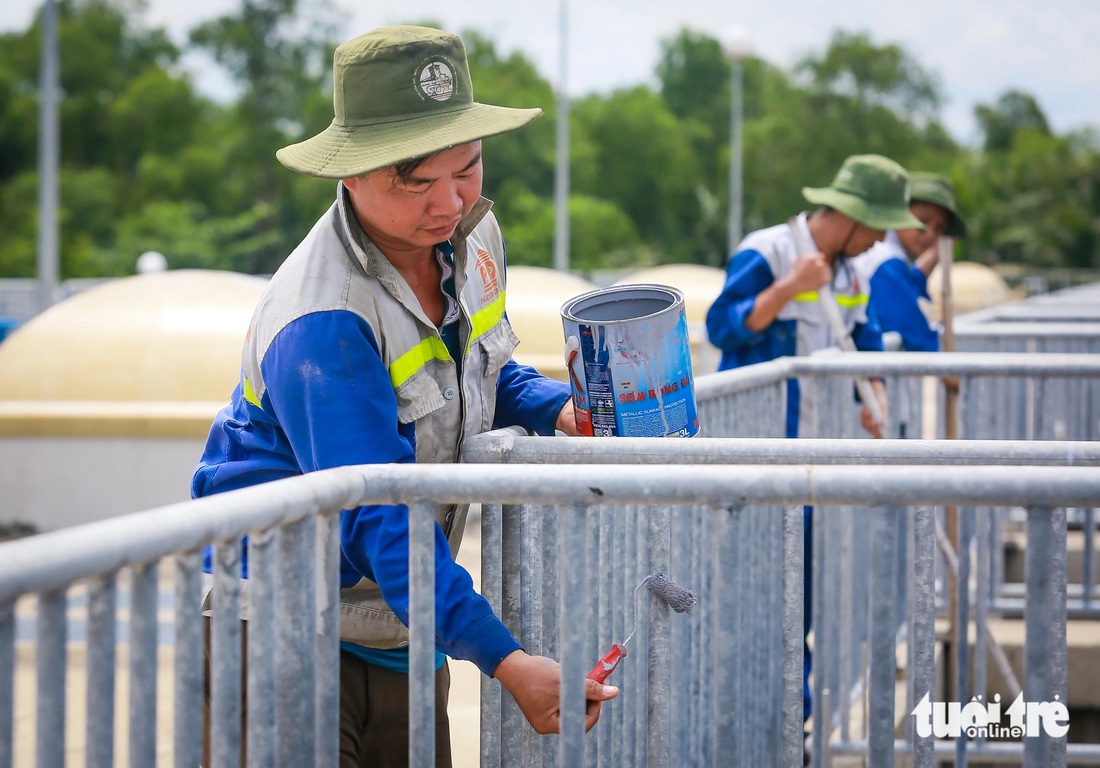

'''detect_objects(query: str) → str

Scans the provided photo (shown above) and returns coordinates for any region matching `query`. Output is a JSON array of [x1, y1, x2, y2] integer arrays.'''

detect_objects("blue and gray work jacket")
[[193, 185, 570, 676], [705, 212, 884, 438], [855, 230, 940, 352]]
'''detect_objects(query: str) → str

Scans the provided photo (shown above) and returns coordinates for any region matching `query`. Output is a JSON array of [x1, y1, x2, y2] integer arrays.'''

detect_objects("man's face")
[[843, 223, 887, 257], [896, 201, 951, 258], [344, 141, 484, 252]]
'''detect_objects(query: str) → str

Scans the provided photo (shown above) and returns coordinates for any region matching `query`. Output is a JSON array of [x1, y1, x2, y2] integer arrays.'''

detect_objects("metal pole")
[[408, 502, 436, 768], [558, 504, 587, 766], [552, 0, 570, 273], [940, 235, 961, 704], [727, 55, 744, 256], [781, 506, 805, 767], [37, 0, 60, 313]]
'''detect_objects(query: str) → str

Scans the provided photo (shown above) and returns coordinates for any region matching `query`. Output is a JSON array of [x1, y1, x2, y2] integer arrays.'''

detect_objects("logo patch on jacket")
[[476, 248, 501, 302]]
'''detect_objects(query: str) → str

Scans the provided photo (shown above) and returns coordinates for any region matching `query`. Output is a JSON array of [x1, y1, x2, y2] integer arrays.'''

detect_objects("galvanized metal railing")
[[465, 433, 1100, 767], [3, 346, 1099, 767], [2, 460, 1099, 768], [696, 352, 1100, 624], [696, 351, 1100, 441]]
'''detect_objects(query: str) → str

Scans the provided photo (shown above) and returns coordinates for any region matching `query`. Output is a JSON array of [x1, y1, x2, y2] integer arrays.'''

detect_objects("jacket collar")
[[335, 183, 492, 277]]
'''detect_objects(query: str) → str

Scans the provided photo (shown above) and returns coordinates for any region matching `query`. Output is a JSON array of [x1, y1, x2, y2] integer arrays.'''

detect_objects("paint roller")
[[587, 572, 697, 683]]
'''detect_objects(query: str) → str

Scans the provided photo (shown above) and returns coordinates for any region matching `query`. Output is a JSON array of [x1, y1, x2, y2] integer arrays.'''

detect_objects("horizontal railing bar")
[[956, 322, 1100, 338], [463, 434, 1100, 467], [788, 351, 1100, 378], [1, 463, 1098, 603], [694, 350, 1100, 402], [694, 357, 793, 399]]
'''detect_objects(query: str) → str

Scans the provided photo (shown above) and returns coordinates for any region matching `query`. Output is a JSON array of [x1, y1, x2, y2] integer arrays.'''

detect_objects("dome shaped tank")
[[925, 261, 1015, 322], [505, 266, 598, 382], [0, 270, 266, 531]]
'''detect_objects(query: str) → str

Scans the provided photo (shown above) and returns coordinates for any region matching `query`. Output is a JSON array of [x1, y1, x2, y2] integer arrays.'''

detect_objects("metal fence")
[[2, 457, 1099, 768], [1, 346, 1099, 767], [953, 282, 1100, 356]]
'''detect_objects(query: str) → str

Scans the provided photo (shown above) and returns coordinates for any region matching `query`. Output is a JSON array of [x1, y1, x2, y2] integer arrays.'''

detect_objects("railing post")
[[499, 504, 523, 765], [85, 575, 117, 768], [211, 542, 242, 768], [647, 505, 672, 768], [0, 601, 12, 768], [408, 501, 437, 768], [315, 512, 342, 768], [519, 505, 542, 763], [36, 589, 67, 768], [1024, 505, 1068, 766], [910, 506, 937, 768], [129, 561, 159, 768], [247, 529, 276, 768], [480, 503, 504, 768], [781, 505, 805, 767], [954, 506, 973, 768], [868, 506, 898, 767], [559, 503, 588, 766], [275, 517, 316, 768], [174, 551, 204, 768], [712, 504, 741, 764]]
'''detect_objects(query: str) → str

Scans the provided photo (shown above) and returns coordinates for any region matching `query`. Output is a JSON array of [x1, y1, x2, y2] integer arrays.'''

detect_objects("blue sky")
[[7, 0, 1099, 145]]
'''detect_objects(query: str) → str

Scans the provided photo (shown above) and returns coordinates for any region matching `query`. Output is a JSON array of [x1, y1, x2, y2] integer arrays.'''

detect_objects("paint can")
[[561, 284, 699, 437]]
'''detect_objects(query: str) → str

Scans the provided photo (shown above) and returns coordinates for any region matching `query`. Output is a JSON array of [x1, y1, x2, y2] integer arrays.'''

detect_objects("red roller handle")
[[586, 643, 627, 683]]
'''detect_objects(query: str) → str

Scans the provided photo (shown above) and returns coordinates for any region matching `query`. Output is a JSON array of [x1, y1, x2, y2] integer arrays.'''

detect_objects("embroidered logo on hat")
[[416, 59, 456, 102]]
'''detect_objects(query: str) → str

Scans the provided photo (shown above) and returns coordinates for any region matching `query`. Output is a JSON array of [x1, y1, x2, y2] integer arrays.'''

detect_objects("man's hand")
[[493, 650, 619, 734], [781, 252, 832, 295], [914, 241, 941, 278], [745, 252, 833, 333], [859, 379, 889, 438], [555, 399, 580, 436]]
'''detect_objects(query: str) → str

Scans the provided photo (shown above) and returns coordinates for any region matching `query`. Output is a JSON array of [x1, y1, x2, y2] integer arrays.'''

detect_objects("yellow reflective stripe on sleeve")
[[242, 377, 262, 408], [465, 290, 507, 353], [389, 336, 452, 389], [791, 290, 867, 308], [836, 293, 868, 308]]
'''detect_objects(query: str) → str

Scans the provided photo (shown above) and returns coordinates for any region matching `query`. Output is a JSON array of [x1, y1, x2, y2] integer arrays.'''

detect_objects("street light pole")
[[723, 27, 751, 258], [553, 0, 570, 272], [37, 0, 60, 314]]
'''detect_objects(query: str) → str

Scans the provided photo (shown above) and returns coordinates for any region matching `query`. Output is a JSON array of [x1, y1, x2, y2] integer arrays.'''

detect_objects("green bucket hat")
[[802, 154, 925, 232], [276, 26, 542, 179], [908, 172, 967, 238]]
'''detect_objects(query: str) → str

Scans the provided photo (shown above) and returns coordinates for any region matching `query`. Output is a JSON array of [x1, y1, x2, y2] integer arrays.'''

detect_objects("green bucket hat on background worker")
[[908, 171, 968, 238], [802, 154, 925, 232], [276, 26, 541, 179]]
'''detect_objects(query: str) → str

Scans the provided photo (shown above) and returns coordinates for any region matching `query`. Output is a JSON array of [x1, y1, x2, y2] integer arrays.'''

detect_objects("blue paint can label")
[[561, 284, 699, 437]]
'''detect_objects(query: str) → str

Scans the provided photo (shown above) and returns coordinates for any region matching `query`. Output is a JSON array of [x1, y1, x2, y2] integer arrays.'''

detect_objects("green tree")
[[0, 0, 206, 277], [499, 184, 644, 270], [797, 30, 942, 123], [962, 108, 1100, 268], [572, 86, 704, 263], [189, 0, 340, 272], [460, 29, 557, 214], [975, 89, 1052, 153]]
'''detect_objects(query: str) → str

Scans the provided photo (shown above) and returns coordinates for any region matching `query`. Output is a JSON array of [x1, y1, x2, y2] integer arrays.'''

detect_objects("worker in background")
[[855, 172, 967, 437], [856, 171, 968, 353], [705, 153, 924, 723]]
